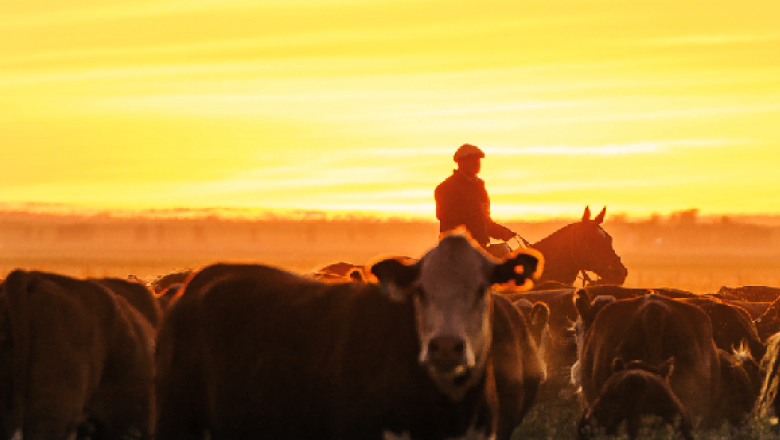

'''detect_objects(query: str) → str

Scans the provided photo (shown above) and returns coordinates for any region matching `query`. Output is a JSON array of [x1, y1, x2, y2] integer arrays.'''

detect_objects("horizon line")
[[2, 204, 780, 225]]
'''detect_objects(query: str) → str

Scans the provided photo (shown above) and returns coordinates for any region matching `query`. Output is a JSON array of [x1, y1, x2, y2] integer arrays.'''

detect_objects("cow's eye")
[[473, 285, 488, 306]]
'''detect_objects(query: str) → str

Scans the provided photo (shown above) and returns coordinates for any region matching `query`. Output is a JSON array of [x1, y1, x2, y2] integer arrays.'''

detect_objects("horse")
[[312, 206, 627, 288], [526, 206, 627, 287]]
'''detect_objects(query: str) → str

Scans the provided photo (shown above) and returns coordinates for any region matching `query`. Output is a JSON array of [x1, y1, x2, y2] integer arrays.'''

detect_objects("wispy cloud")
[[639, 34, 780, 46], [0, 1, 217, 28], [370, 139, 733, 157]]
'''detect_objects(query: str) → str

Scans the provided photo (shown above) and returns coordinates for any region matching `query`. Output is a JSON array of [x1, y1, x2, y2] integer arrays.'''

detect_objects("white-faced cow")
[[155, 233, 545, 440]]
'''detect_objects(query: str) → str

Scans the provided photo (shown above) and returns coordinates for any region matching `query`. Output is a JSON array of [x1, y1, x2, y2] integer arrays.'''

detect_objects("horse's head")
[[533, 206, 628, 286], [572, 206, 628, 285]]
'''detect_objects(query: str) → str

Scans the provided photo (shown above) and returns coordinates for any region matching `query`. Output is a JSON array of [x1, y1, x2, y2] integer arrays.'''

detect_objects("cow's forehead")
[[417, 236, 491, 292]]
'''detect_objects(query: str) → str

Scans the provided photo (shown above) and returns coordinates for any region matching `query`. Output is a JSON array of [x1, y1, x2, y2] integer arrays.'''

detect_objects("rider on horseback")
[[435, 144, 525, 258]]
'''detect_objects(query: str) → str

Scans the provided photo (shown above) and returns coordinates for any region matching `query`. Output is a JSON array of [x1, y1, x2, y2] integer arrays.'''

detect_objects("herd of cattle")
[[2, 231, 780, 439]]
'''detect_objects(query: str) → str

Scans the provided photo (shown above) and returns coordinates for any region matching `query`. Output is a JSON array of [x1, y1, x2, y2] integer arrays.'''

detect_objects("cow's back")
[[91, 277, 163, 329], [1, 269, 155, 440], [579, 295, 720, 425]]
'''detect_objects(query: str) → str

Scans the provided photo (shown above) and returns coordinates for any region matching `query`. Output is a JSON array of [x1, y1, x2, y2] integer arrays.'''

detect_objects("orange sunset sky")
[[2, 0, 779, 221]]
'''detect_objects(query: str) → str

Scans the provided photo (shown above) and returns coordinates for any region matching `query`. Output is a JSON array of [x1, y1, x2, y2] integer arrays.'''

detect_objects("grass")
[[512, 400, 780, 440]]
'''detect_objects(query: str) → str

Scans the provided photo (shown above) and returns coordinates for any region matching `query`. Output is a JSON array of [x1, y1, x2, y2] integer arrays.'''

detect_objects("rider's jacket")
[[434, 169, 515, 248]]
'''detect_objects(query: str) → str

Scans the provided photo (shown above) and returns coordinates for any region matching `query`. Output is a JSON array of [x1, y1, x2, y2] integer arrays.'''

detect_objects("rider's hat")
[[453, 144, 485, 162]]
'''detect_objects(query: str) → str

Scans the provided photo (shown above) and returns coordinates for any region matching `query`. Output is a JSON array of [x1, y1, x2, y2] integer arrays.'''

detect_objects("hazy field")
[[1, 250, 777, 296], [1, 212, 778, 293]]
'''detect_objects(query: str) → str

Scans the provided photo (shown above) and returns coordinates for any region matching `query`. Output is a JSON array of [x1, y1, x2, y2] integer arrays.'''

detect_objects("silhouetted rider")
[[434, 144, 519, 257]]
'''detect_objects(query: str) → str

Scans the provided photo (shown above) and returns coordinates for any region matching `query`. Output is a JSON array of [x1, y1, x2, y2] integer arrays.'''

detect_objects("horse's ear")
[[582, 206, 591, 222], [594, 206, 606, 224], [574, 289, 591, 320]]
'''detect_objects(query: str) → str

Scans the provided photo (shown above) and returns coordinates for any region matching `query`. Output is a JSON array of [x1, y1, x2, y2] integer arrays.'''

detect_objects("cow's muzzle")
[[426, 335, 470, 374]]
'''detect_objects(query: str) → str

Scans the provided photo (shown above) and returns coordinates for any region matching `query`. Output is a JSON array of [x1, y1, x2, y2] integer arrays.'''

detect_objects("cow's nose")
[[427, 336, 466, 371]]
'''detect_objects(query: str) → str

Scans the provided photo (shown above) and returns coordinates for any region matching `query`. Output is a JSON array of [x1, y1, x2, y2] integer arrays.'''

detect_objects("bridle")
[[510, 234, 532, 249], [577, 270, 599, 287], [510, 227, 604, 287], [568, 224, 604, 287]]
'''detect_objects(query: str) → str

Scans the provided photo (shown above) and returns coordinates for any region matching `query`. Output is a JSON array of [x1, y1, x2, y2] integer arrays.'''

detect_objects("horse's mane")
[[532, 222, 578, 249]]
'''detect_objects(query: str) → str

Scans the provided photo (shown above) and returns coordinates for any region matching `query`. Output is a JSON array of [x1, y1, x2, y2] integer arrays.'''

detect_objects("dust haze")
[[0, 210, 778, 293]]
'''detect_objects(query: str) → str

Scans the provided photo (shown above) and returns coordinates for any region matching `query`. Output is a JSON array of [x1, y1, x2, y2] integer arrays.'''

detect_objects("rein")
[[577, 270, 597, 287], [511, 234, 532, 249]]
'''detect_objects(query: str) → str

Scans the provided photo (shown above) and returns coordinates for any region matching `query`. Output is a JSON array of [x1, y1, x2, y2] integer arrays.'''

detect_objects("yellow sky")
[[2, 0, 779, 220]]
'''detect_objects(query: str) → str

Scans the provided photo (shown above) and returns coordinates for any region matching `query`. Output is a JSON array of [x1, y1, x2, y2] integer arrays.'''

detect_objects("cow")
[[583, 285, 698, 301], [755, 331, 780, 425], [155, 233, 546, 440], [717, 286, 780, 304], [0, 269, 156, 440], [311, 261, 367, 282], [90, 276, 163, 329], [501, 288, 577, 403], [150, 269, 192, 294], [679, 297, 766, 362], [573, 291, 756, 429], [155, 283, 184, 313], [720, 300, 771, 320], [713, 348, 760, 426], [519, 301, 551, 352], [755, 297, 780, 342], [502, 288, 580, 403], [577, 357, 693, 440], [513, 300, 551, 377]]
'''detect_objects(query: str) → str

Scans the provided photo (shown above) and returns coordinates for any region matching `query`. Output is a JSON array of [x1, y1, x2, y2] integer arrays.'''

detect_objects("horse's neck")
[[532, 229, 579, 285]]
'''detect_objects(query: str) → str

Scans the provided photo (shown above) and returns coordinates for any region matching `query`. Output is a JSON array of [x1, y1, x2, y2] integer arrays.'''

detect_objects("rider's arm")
[[483, 193, 516, 241]]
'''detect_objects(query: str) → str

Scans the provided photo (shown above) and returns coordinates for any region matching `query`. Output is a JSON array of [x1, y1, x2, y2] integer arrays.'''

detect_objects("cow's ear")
[[660, 357, 675, 379], [588, 296, 616, 324], [348, 269, 365, 282], [612, 357, 625, 373], [576, 290, 615, 330], [531, 302, 550, 326], [368, 258, 420, 302], [574, 289, 591, 320], [490, 250, 542, 288]]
